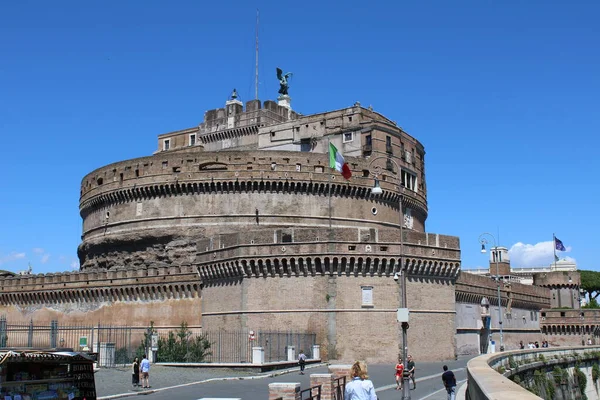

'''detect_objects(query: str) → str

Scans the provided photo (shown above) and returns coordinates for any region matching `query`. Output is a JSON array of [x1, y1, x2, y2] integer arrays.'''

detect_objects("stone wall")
[[0, 265, 202, 327]]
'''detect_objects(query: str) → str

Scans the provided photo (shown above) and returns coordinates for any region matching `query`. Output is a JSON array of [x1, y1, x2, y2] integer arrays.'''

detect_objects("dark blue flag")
[[555, 237, 566, 251]]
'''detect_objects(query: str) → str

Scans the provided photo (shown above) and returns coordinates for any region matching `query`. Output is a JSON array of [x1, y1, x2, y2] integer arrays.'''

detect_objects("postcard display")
[[0, 352, 96, 400]]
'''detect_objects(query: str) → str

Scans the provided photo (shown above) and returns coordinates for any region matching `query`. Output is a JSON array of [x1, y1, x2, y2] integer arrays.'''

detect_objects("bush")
[[592, 363, 600, 384]]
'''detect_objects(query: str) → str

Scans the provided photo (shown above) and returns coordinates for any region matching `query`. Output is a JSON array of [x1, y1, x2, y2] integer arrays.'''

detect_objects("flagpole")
[[553, 233, 557, 268], [328, 137, 332, 233]]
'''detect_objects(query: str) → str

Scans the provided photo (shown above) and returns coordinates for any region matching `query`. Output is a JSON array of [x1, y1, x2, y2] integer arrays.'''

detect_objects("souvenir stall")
[[0, 351, 96, 400]]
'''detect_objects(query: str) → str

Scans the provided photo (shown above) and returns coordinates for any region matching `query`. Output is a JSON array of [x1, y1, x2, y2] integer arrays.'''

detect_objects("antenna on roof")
[[255, 9, 259, 100]]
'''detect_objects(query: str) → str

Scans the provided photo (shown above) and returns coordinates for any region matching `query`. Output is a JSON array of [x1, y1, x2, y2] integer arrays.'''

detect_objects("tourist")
[[441, 365, 457, 400], [131, 357, 140, 388], [298, 349, 307, 375], [519, 341, 524, 350], [344, 361, 377, 400], [395, 357, 404, 391], [140, 354, 151, 388], [407, 354, 417, 390]]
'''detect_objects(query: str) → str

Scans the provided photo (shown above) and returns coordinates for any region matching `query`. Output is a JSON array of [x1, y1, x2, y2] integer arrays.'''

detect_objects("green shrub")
[[509, 355, 517, 369], [592, 363, 600, 383], [575, 365, 587, 397]]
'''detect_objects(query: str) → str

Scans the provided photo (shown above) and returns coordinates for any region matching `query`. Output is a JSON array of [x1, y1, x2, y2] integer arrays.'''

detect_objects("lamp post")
[[370, 158, 410, 400], [479, 233, 504, 352]]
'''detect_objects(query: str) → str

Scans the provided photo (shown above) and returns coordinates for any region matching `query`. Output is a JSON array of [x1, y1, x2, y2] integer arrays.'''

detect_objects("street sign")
[[79, 336, 88, 348]]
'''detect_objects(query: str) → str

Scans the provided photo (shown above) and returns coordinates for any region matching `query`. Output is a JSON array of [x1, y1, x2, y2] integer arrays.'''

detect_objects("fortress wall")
[[0, 297, 201, 328], [0, 265, 202, 327], [200, 273, 456, 363], [201, 281, 244, 331]]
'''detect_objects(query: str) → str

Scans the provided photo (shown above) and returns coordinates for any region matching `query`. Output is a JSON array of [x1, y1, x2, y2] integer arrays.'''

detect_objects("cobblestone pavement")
[[94, 365, 259, 398]]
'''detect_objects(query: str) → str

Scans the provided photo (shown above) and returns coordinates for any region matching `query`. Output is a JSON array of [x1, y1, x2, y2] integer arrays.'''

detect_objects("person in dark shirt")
[[407, 355, 416, 390], [441, 365, 456, 400]]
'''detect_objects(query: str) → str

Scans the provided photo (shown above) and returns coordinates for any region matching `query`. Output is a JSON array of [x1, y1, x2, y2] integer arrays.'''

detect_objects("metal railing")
[[300, 384, 321, 400], [333, 376, 346, 400], [0, 317, 316, 366]]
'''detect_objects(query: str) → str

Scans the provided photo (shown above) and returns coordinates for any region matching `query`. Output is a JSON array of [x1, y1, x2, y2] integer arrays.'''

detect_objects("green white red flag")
[[329, 143, 352, 180]]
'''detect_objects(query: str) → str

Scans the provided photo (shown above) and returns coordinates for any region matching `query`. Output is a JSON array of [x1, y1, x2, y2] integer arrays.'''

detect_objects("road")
[[97, 356, 474, 400]]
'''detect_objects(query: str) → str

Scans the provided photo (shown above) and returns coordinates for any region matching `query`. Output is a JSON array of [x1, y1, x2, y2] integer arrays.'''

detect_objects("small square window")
[[296, 164, 301, 172], [343, 132, 354, 143], [163, 139, 170, 151], [361, 286, 373, 307]]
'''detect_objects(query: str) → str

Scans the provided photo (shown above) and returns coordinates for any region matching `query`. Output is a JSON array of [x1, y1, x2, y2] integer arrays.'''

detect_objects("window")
[[343, 131, 354, 143], [401, 170, 418, 191], [300, 139, 311, 152], [189, 134, 196, 146], [361, 286, 373, 307], [296, 164, 301, 172], [281, 233, 292, 243], [314, 166, 324, 173], [386, 136, 392, 153], [163, 139, 170, 151]]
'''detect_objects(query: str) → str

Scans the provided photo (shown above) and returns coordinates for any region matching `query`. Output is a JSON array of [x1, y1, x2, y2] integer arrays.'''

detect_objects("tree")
[[157, 322, 211, 362], [580, 270, 600, 304]]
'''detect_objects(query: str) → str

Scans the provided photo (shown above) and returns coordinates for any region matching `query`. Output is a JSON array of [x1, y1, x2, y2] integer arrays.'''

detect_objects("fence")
[[0, 317, 316, 366]]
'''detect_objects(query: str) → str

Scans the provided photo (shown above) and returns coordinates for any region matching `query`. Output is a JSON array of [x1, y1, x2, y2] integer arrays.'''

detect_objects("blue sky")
[[1, 1, 598, 274]]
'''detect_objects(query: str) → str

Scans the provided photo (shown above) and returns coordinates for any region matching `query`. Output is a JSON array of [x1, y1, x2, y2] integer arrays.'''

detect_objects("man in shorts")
[[140, 354, 151, 388]]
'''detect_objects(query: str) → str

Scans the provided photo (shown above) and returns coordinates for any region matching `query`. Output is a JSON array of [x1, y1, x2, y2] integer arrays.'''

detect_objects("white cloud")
[[508, 241, 575, 268], [32, 248, 45, 254], [0, 252, 26, 265], [70, 260, 80, 270], [40, 254, 50, 264]]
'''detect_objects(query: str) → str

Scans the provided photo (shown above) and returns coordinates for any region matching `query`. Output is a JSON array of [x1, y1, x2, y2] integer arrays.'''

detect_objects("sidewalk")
[[95, 365, 258, 398]]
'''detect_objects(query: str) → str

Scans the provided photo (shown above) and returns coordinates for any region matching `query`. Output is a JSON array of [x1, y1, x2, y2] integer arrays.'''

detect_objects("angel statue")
[[276, 67, 293, 96]]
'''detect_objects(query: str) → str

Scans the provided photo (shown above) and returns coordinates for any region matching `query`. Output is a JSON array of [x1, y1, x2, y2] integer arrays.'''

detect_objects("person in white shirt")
[[344, 361, 377, 400], [140, 354, 151, 388]]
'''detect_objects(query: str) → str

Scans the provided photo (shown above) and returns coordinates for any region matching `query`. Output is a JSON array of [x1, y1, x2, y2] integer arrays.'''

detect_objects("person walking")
[[441, 365, 457, 400], [407, 354, 416, 390], [131, 357, 140, 389], [298, 349, 307, 375], [344, 361, 377, 400], [140, 354, 151, 388], [394, 357, 404, 391]]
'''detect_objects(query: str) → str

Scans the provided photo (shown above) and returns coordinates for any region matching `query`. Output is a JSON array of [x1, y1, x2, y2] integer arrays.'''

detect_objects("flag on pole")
[[554, 237, 566, 251], [555, 255, 559, 262], [329, 143, 352, 180]]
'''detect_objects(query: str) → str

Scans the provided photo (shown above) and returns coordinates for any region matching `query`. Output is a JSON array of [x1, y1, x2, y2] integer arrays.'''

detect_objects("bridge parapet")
[[462, 346, 600, 399]]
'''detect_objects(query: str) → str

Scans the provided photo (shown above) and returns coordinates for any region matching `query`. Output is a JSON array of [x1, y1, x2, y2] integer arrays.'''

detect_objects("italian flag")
[[329, 143, 352, 180]]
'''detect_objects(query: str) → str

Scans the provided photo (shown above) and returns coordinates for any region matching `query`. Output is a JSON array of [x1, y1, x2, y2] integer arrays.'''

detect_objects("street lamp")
[[479, 233, 504, 352], [369, 158, 410, 400]]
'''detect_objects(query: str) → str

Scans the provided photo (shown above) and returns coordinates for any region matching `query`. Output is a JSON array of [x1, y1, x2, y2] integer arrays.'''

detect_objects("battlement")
[[0, 264, 197, 292], [456, 271, 551, 309], [533, 271, 580, 288]]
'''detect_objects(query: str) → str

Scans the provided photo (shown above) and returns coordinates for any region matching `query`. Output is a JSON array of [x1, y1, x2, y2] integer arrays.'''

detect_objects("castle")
[[0, 90, 590, 362]]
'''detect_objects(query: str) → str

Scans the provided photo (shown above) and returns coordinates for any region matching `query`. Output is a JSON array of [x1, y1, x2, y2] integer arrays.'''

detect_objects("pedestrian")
[[519, 341, 524, 350], [441, 365, 457, 400], [131, 357, 140, 389], [298, 349, 307, 375], [394, 357, 404, 391], [344, 361, 377, 400], [407, 354, 416, 390], [140, 354, 151, 388]]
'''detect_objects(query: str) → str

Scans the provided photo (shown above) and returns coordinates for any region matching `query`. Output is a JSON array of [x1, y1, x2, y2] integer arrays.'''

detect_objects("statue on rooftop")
[[276, 67, 293, 96]]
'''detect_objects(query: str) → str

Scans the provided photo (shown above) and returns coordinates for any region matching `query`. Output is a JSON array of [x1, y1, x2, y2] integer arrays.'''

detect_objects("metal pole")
[[400, 193, 410, 400]]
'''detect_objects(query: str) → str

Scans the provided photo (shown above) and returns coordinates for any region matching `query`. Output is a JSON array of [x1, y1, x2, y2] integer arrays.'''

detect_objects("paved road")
[[96, 356, 474, 400]]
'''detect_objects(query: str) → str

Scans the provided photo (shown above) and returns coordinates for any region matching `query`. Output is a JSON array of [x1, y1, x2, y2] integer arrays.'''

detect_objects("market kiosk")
[[0, 350, 96, 400]]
